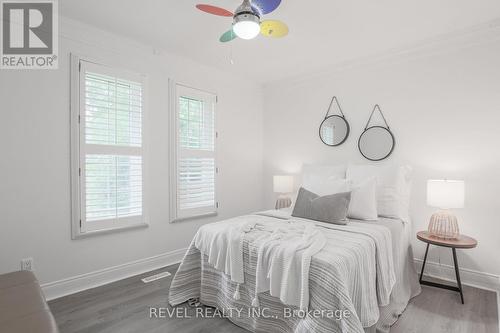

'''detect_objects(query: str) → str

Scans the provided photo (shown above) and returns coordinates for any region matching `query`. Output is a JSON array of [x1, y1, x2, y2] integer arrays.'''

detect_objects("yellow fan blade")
[[260, 20, 289, 38]]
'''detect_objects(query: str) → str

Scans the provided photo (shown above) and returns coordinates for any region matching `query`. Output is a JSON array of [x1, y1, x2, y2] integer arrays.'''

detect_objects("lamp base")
[[275, 196, 292, 210], [428, 210, 460, 239]]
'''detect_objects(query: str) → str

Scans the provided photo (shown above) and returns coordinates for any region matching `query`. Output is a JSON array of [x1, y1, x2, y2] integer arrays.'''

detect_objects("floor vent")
[[141, 271, 171, 283]]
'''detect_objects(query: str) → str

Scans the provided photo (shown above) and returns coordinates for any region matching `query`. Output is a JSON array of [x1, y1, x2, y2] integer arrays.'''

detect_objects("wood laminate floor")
[[49, 264, 498, 333]]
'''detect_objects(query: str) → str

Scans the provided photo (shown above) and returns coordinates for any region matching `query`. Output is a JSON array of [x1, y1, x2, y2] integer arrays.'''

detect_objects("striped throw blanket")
[[169, 211, 419, 333], [194, 217, 328, 310]]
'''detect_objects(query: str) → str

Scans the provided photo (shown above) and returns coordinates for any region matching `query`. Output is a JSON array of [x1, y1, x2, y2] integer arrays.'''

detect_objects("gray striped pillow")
[[292, 187, 351, 225]]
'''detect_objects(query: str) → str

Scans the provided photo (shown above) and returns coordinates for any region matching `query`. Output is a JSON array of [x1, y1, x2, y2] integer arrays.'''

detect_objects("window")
[[71, 55, 147, 237], [170, 84, 218, 221]]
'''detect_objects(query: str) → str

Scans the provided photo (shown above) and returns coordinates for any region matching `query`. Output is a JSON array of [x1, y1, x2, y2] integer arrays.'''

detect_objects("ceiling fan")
[[195, 0, 288, 42]]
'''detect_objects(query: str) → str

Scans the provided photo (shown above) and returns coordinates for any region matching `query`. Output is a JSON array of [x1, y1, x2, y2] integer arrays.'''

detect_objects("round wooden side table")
[[416, 231, 477, 304]]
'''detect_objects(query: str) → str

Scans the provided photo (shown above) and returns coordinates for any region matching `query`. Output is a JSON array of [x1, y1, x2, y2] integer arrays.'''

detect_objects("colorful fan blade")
[[260, 20, 289, 38], [220, 29, 237, 43], [196, 4, 233, 17], [251, 0, 281, 15]]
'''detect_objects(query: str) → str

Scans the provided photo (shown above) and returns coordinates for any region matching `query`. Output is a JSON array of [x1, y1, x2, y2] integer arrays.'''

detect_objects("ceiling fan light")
[[233, 21, 260, 39], [233, 13, 260, 40]]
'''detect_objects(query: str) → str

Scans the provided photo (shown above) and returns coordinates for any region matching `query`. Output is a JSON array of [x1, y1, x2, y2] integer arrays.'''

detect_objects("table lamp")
[[427, 180, 465, 239], [273, 175, 294, 210]]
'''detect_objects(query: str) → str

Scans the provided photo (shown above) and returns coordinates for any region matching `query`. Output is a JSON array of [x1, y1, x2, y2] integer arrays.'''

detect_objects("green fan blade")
[[220, 29, 237, 43]]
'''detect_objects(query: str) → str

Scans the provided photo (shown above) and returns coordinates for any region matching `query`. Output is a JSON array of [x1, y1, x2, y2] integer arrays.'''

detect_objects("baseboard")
[[42, 248, 187, 301], [414, 258, 500, 293], [497, 291, 500, 333], [415, 258, 500, 332]]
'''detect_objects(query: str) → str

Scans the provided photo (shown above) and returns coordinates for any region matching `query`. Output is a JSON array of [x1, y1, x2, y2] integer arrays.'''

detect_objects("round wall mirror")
[[358, 126, 395, 161], [319, 115, 350, 146]]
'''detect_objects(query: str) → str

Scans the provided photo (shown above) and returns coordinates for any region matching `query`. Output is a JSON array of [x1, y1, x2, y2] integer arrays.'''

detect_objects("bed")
[[169, 210, 420, 332], [168, 164, 421, 332]]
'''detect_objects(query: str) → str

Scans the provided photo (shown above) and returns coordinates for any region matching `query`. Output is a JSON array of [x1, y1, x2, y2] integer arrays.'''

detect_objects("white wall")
[[1, 13, 499, 297], [262, 27, 500, 282], [0, 18, 264, 290]]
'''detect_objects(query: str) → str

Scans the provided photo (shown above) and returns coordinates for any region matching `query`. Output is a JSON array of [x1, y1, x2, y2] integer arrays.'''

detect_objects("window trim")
[[70, 54, 149, 239], [168, 80, 218, 223]]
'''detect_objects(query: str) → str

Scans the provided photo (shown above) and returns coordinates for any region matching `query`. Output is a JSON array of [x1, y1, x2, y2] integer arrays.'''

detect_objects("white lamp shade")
[[427, 180, 465, 209], [233, 21, 260, 40], [273, 175, 294, 194]]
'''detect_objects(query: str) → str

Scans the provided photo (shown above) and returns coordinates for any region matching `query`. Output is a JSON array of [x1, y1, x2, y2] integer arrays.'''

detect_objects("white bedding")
[[194, 215, 328, 309], [169, 210, 421, 332]]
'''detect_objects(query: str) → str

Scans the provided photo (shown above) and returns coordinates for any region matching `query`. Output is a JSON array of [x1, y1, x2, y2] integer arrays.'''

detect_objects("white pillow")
[[348, 178, 378, 220], [304, 178, 349, 197], [293, 164, 347, 205], [302, 164, 346, 188], [346, 164, 412, 221]]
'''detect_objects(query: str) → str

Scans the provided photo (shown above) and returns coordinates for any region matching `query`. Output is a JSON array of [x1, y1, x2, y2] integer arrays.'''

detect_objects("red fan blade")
[[196, 4, 233, 17]]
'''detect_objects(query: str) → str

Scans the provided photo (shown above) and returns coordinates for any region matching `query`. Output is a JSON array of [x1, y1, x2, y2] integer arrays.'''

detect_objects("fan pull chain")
[[230, 44, 235, 65]]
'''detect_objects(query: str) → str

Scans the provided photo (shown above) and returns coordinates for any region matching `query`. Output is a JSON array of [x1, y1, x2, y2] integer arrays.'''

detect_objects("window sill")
[[72, 223, 149, 240], [170, 212, 217, 223]]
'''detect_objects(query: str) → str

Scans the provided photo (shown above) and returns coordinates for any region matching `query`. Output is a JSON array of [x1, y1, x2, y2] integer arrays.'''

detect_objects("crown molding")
[[264, 18, 500, 89]]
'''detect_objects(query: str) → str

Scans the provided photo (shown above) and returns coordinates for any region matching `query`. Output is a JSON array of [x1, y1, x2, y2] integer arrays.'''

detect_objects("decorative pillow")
[[346, 164, 412, 221], [347, 177, 378, 220], [292, 187, 351, 225]]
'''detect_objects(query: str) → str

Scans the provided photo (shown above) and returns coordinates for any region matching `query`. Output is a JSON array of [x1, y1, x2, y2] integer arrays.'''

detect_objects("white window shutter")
[[178, 157, 215, 210], [173, 85, 217, 220], [78, 61, 146, 232], [84, 72, 142, 147]]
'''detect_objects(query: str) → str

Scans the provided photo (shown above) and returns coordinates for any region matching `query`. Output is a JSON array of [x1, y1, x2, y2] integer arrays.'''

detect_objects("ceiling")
[[60, 0, 500, 84]]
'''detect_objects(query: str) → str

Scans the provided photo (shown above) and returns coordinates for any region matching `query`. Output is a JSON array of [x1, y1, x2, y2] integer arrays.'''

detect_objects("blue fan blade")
[[251, 0, 281, 15]]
